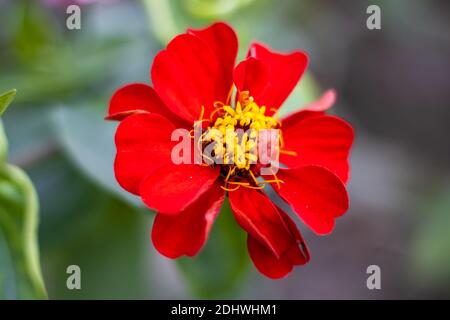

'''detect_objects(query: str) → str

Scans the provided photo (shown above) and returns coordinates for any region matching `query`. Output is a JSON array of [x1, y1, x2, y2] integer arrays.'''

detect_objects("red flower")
[[106, 22, 354, 279]]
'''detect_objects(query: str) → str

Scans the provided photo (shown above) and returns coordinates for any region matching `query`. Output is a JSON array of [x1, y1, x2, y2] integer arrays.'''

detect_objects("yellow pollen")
[[200, 93, 279, 173], [194, 92, 296, 192]]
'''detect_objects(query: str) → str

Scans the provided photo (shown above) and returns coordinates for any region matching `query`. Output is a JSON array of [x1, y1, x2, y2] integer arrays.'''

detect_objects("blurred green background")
[[1, 0, 450, 299]]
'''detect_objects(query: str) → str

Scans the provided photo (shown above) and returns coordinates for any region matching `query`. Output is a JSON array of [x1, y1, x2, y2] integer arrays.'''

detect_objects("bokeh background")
[[1, 0, 450, 299]]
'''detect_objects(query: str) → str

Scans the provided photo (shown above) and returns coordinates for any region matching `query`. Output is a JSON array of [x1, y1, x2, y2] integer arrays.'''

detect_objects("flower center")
[[192, 91, 288, 191]]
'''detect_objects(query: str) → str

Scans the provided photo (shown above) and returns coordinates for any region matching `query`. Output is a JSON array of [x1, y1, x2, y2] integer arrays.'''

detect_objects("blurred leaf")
[[181, 0, 256, 19], [42, 188, 152, 299], [0, 90, 47, 299], [1, 103, 55, 166], [142, 0, 270, 49], [142, 0, 183, 44], [21, 150, 153, 299], [0, 89, 16, 116], [0, 40, 126, 104], [1, 1, 129, 103], [411, 187, 450, 283], [177, 198, 249, 298], [52, 105, 140, 206], [0, 163, 47, 299], [0, 89, 17, 162], [0, 122, 7, 165], [28, 153, 107, 248], [10, 1, 57, 66]]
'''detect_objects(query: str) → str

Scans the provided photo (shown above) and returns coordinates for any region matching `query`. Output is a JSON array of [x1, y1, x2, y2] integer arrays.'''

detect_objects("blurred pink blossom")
[[43, 0, 100, 6]]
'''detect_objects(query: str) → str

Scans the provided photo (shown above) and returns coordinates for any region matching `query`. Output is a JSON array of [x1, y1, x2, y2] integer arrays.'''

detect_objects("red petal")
[[140, 164, 219, 214], [273, 166, 349, 235], [280, 115, 354, 183], [278, 89, 336, 127], [106, 83, 185, 127], [280, 110, 323, 129], [228, 188, 292, 258], [247, 208, 309, 279], [151, 182, 225, 258], [281, 210, 310, 266], [247, 236, 291, 279], [247, 43, 308, 113], [188, 22, 238, 104], [303, 89, 336, 111], [114, 113, 175, 195], [233, 57, 268, 98], [151, 33, 223, 123]]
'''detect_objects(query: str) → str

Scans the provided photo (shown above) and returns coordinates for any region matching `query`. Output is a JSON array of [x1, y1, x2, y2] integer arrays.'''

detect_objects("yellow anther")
[[223, 105, 235, 116], [246, 153, 258, 162], [197, 94, 283, 191], [236, 102, 242, 114]]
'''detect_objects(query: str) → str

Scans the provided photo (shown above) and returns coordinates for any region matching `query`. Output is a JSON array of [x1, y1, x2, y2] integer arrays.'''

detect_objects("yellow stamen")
[[261, 179, 284, 184], [279, 130, 285, 148], [209, 106, 224, 123], [279, 149, 297, 156], [226, 86, 234, 105], [227, 181, 251, 186], [271, 172, 282, 190], [248, 170, 259, 185], [201, 97, 279, 171], [199, 105, 205, 122], [221, 184, 240, 192], [195, 93, 286, 192], [226, 166, 236, 181]]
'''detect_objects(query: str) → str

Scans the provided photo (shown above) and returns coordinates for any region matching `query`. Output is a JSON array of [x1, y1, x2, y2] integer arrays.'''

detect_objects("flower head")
[[106, 22, 354, 279]]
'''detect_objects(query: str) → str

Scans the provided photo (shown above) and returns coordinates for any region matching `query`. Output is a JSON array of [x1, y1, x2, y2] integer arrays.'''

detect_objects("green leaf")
[[0, 40, 126, 104], [0, 89, 16, 117], [142, 0, 184, 45], [41, 189, 152, 299], [0, 122, 8, 164], [0, 89, 17, 162], [411, 187, 450, 283], [0, 163, 47, 299], [182, 0, 256, 19], [9, 0, 57, 66], [52, 105, 141, 206], [176, 198, 250, 298], [0, 90, 46, 299]]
